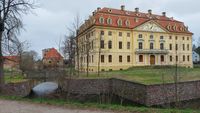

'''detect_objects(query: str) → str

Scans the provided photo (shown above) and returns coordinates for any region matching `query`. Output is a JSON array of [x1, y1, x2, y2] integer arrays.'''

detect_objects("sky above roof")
[[19, 0, 200, 57]]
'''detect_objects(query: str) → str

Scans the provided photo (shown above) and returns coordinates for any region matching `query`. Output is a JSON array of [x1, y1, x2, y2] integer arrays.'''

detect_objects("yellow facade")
[[76, 7, 193, 72]]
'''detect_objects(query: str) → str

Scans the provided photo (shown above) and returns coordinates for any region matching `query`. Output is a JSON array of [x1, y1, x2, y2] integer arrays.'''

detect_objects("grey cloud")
[[19, 0, 200, 56]]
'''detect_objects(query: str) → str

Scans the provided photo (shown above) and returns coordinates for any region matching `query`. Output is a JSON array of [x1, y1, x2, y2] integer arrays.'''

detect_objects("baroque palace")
[[76, 5, 193, 72]]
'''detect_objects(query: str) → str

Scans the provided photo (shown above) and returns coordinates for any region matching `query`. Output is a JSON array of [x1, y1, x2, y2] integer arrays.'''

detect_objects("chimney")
[[97, 7, 101, 11], [121, 5, 125, 11], [148, 9, 152, 15], [162, 12, 166, 17], [135, 7, 139, 13]]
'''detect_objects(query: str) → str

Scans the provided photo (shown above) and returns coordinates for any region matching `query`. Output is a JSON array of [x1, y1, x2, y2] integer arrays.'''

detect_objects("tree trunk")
[[0, 31, 4, 91], [86, 52, 89, 77], [76, 39, 79, 77]]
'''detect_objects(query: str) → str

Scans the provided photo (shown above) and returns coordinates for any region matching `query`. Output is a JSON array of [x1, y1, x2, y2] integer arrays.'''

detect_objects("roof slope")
[[43, 48, 63, 59], [78, 7, 193, 35]]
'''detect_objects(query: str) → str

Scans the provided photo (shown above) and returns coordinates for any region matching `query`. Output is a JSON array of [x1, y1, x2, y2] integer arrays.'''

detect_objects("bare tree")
[[85, 34, 92, 77], [67, 13, 81, 76], [62, 34, 76, 77], [97, 33, 103, 76], [19, 50, 38, 74], [0, 0, 35, 86]]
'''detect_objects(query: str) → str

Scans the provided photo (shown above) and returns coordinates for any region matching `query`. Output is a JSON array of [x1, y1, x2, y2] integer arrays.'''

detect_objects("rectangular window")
[[127, 33, 130, 37], [100, 30, 104, 35], [101, 55, 104, 63], [119, 55, 122, 62], [187, 37, 189, 40], [91, 40, 94, 49], [187, 44, 190, 51], [169, 36, 172, 40], [108, 41, 112, 49], [108, 31, 112, 36], [139, 34, 142, 38], [187, 55, 190, 61], [92, 55, 94, 63], [108, 55, 112, 63], [160, 43, 164, 50], [176, 44, 178, 50], [139, 42, 143, 49], [119, 41, 122, 49], [183, 55, 185, 62], [100, 40, 104, 49], [160, 36, 164, 40], [182, 37, 185, 40], [183, 44, 185, 51], [169, 44, 172, 50], [175, 36, 178, 40], [170, 56, 172, 62], [176, 56, 178, 62], [119, 32, 122, 37], [127, 55, 130, 62], [150, 35, 154, 39], [127, 42, 130, 49], [150, 43, 154, 49]]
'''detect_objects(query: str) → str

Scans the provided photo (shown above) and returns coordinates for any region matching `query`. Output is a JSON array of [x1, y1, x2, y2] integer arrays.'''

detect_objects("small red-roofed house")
[[42, 48, 63, 68], [3, 56, 20, 70]]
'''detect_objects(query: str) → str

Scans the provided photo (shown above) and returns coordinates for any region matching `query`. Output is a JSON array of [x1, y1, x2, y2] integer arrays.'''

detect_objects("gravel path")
[[0, 100, 114, 113]]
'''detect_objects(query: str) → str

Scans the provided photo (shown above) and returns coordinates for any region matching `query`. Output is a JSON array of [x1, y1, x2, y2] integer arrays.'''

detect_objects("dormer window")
[[180, 27, 183, 31], [156, 16, 160, 19], [126, 11, 131, 15], [108, 9, 112, 13], [136, 13, 141, 17], [107, 18, 112, 25], [99, 17, 104, 24], [173, 25, 177, 31], [134, 18, 139, 22], [167, 24, 171, 30], [117, 19, 122, 26], [125, 20, 130, 27]]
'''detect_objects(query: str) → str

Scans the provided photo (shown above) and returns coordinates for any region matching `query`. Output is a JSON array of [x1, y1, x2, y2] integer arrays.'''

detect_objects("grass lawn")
[[79, 66, 200, 85], [4, 70, 27, 83], [0, 95, 199, 113]]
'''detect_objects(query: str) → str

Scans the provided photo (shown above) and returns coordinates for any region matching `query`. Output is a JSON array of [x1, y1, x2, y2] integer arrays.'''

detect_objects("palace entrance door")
[[150, 55, 155, 65]]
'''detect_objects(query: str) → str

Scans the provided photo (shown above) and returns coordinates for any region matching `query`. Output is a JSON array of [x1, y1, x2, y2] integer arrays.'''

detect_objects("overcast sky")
[[19, 0, 200, 57]]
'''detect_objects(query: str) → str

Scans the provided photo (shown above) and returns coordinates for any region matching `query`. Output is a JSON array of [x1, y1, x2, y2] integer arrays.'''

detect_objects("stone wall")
[[61, 78, 200, 106], [26, 70, 65, 80], [111, 78, 146, 105], [61, 79, 111, 95], [1, 80, 34, 97], [146, 81, 200, 106]]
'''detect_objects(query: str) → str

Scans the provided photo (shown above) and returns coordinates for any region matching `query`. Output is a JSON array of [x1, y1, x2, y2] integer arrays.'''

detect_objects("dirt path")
[[0, 99, 114, 113]]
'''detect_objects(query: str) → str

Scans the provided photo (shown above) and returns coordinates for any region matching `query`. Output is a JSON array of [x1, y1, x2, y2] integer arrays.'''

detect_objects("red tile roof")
[[43, 48, 63, 60], [78, 7, 193, 35], [3, 56, 19, 62]]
